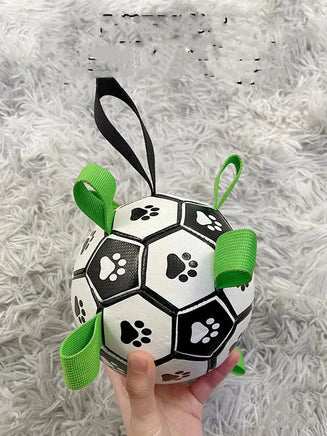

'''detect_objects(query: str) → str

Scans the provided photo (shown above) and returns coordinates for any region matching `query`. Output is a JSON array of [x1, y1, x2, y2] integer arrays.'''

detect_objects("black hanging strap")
[[94, 77, 156, 195]]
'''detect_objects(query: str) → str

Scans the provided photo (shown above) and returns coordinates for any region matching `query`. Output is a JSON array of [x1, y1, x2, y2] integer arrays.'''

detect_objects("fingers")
[[188, 349, 241, 406], [105, 365, 128, 397], [125, 350, 162, 428], [105, 351, 161, 434], [105, 365, 132, 428]]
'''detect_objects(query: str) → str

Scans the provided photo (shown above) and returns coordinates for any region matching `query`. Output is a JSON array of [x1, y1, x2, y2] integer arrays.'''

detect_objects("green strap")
[[60, 312, 103, 390], [91, 189, 120, 210], [214, 156, 255, 376], [231, 346, 246, 375], [73, 164, 117, 233], [214, 229, 257, 289], [213, 155, 242, 210]]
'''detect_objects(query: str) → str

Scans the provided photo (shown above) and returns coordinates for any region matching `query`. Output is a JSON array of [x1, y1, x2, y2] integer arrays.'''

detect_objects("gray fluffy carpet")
[[1, 0, 326, 435]]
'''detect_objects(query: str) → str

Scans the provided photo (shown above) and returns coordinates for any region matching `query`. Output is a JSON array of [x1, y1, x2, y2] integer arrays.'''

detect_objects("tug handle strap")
[[214, 229, 257, 289], [213, 154, 257, 288], [60, 312, 103, 390], [94, 77, 156, 195], [213, 154, 242, 210], [73, 163, 118, 233]]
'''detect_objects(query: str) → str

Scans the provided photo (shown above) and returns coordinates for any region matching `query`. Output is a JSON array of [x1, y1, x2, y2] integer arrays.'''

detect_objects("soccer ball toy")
[[60, 77, 257, 390]]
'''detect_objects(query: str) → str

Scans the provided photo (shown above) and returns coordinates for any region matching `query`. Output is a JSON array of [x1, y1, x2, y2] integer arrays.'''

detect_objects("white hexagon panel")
[[155, 357, 208, 384], [112, 195, 178, 240], [102, 294, 173, 361], [221, 277, 255, 316], [146, 229, 215, 308], [74, 225, 106, 271], [71, 276, 98, 327]]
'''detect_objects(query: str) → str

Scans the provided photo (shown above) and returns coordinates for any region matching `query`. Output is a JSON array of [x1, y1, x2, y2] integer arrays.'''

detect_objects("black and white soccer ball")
[[71, 193, 254, 384]]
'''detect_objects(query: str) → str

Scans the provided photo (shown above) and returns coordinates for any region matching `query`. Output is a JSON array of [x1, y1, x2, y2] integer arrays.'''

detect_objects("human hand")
[[105, 348, 240, 436]]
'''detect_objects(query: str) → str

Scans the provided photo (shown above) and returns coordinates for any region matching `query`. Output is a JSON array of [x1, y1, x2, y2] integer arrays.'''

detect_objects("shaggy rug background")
[[1, 0, 326, 435]]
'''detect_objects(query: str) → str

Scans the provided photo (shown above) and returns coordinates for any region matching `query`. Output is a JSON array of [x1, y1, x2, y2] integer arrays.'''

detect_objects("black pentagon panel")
[[181, 202, 232, 245], [177, 297, 234, 358], [86, 235, 143, 302]]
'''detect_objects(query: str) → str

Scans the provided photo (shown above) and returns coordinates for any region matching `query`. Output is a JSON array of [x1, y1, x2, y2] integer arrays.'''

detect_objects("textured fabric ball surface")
[[71, 193, 254, 384]]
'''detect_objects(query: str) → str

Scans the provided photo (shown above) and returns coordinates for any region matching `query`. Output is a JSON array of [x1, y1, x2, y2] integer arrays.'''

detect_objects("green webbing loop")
[[213, 155, 242, 210], [60, 312, 103, 390], [73, 164, 117, 233], [214, 229, 257, 289], [91, 189, 120, 210], [231, 346, 246, 375]]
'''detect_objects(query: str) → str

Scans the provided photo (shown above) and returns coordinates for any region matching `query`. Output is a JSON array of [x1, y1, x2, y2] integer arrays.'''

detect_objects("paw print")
[[99, 252, 127, 281], [196, 211, 222, 232], [80, 230, 96, 255], [166, 252, 198, 282], [238, 283, 249, 292], [206, 215, 222, 231], [191, 317, 220, 344], [179, 253, 198, 282], [120, 320, 152, 347], [142, 205, 160, 221], [130, 204, 160, 221], [161, 370, 192, 382], [74, 296, 86, 324]]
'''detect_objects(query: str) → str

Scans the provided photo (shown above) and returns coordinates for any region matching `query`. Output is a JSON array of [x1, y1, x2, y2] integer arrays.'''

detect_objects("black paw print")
[[161, 370, 191, 382], [80, 230, 96, 255], [238, 283, 249, 292], [130, 204, 160, 221], [166, 252, 198, 282], [120, 320, 152, 347], [74, 296, 86, 324], [180, 253, 198, 282]]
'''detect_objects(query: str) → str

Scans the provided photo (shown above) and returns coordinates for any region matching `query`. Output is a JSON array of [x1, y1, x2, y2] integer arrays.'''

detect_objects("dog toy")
[[60, 77, 257, 389]]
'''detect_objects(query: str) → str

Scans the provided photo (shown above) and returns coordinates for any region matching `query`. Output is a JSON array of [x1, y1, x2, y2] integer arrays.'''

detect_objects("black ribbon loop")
[[94, 77, 156, 195]]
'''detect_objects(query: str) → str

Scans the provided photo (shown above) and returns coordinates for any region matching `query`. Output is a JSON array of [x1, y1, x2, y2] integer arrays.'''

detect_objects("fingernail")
[[131, 356, 147, 374]]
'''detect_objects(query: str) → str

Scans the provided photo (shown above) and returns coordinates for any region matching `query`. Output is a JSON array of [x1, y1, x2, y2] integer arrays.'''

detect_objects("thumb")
[[126, 350, 160, 423]]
